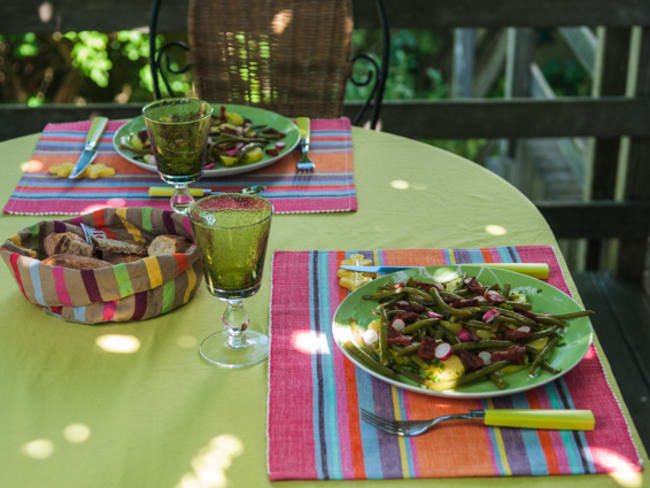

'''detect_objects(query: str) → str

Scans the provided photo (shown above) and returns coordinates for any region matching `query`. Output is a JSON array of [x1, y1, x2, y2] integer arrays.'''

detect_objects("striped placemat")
[[267, 246, 643, 480], [3, 118, 356, 215]]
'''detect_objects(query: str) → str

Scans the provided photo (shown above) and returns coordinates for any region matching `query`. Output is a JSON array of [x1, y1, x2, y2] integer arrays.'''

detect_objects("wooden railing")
[[1, 0, 649, 279]]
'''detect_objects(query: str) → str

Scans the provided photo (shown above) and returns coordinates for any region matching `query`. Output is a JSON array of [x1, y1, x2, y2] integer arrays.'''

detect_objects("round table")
[[0, 129, 645, 488]]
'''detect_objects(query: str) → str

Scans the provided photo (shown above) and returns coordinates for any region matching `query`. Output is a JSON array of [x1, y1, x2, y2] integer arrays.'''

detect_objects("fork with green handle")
[[295, 117, 315, 171], [361, 407, 595, 436]]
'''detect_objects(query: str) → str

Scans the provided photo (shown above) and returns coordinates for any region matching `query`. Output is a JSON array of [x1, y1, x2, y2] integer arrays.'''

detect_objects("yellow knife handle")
[[148, 187, 207, 197], [482, 409, 595, 431], [482, 262, 550, 279]]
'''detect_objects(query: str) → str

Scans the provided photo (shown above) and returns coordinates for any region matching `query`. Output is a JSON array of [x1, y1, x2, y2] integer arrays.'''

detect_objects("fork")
[[360, 408, 595, 436], [295, 117, 315, 171]]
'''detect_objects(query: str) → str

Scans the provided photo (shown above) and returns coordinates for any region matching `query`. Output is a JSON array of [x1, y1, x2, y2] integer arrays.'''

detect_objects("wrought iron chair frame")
[[148, 0, 390, 129]]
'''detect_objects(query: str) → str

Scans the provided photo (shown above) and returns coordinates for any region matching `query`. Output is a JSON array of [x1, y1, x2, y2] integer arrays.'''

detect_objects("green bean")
[[466, 319, 498, 331], [548, 310, 595, 320], [452, 340, 513, 352], [502, 283, 511, 299], [507, 301, 532, 310], [528, 335, 559, 378], [430, 286, 475, 318], [401, 318, 439, 335], [490, 374, 507, 389], [411, 355, 429, 370], [479, 305, 536, 327], [391, 343, 420, 356], [392, 365, 427, 385], [535, 316, 568, 327], [379, 308, 390, 365], [456, 360, 511, 386], [400, 286, 435, 303], [542, 361, 561, 375], [343, 342, 400, 381], [378, 293, 407, 310], [526, 327, 559, 341]]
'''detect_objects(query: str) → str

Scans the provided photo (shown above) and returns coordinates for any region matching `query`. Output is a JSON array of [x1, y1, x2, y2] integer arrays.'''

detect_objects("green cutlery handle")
[[480, 409, 595, 430], [295, 117, 310, 140], [85, 116, 108, 150]]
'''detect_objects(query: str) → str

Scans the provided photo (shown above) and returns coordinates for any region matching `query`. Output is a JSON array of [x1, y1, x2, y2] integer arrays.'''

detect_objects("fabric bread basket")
[[0, 207, 203, 324]]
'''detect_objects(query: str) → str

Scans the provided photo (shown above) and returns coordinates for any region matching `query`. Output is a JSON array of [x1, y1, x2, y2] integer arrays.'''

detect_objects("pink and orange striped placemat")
[[267, 246, 643, 480], [3, 118, 356, 216]]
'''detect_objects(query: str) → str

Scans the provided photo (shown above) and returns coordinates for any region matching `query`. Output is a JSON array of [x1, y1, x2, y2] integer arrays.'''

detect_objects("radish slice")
[[456, 328, 474, 342], [478, 351, 492, 365], [391, 318, 406, 331], [427, 311, 444, 319], [276, 142, 286, 150], [482, 309, 500, 323], [434, 342, 453, 361], [516, 325, 531, 333], [362, 329, 379, 345]]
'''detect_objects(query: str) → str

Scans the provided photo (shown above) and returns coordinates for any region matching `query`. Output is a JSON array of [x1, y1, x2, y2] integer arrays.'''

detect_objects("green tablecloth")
[[0, 129, 646, 487]]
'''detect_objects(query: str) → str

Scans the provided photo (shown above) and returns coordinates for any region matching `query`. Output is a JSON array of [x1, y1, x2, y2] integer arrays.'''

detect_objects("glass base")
[[199, 330, 269, 368]]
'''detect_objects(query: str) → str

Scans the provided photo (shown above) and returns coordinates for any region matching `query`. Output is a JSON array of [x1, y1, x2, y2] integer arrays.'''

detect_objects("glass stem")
[[222, 300, 249, 349], [170, 184, 195, 215]]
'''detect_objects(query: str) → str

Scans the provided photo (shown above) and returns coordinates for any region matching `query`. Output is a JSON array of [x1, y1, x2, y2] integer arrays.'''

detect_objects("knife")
[[148, 185, 266, 197], [340, 262, 550, 280], [69, 116, 108, 179]]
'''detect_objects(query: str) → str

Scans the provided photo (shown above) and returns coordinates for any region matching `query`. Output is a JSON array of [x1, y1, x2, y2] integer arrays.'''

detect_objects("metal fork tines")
[[361, 409, 482, 436], [296, 133, 315, 171]]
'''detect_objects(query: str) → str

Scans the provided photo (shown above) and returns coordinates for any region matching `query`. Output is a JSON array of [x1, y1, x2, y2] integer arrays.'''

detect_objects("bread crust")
[[147, 234, 191, 256], [92, 237, 147, 256], [41, 254, 112, 269], [44, 232, 92, 257]]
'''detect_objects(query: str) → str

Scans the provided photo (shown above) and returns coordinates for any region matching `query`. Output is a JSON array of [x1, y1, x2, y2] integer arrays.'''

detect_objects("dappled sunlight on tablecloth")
[[485, 224, 507, 236], [21, 439, 54, 459], [21, 159, 45, 172], [176, 434, 244, 488], [63, 423, 91, 443], [95, 334, 141, 354]]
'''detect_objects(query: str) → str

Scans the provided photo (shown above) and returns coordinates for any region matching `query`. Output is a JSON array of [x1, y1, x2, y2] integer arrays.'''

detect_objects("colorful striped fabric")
[[0, 207, 202, 324], [3, 118, 356, 215], [267, 246, 643, 480]]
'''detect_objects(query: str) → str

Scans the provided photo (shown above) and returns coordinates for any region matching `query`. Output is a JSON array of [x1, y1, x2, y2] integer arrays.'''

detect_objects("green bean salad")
[[344, 274, 594, 392]]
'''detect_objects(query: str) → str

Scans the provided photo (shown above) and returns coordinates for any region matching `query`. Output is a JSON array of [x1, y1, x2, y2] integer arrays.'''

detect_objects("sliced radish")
[[456, 328, 474, 343], [434, 342, 453, 361], [276, 142, 286, 150], [427, 311, 444, 319], [362, 328, 379, 345], [482, 309, 500, 323], [391, 318, 406, 331], [478, 351, 492, 365], [516, 325, 531, 333]]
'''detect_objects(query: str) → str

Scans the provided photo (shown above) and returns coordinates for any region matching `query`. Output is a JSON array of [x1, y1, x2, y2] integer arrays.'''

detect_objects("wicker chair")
[[149, 0, 389, 126]]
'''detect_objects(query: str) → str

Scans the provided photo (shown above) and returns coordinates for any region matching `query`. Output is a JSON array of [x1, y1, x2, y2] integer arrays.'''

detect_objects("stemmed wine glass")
[[189, 193, 273, 367], [142, 97, 212, 214]]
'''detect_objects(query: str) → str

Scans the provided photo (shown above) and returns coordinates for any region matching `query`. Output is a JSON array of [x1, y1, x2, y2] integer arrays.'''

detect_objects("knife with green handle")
[[69, 116, 108, 179], [475, 409, 595, 430]]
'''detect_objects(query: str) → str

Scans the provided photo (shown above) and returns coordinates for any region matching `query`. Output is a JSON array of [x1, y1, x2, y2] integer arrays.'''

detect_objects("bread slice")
[[92, 236, 147, 256], [42, 254, 111, 269], [147, 234, 191, 256], [102, 252, 143, 265], [44, 232, 93, 257]]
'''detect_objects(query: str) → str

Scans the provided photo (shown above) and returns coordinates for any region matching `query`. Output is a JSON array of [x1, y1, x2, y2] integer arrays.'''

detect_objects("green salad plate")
[[332, 264, 594, 399], [113, 103, 301, 177]]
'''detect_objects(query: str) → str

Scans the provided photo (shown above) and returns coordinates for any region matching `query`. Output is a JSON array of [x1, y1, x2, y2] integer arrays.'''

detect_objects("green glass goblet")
[[142, 97, 212, 214], [189, 193, 273, 368]]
